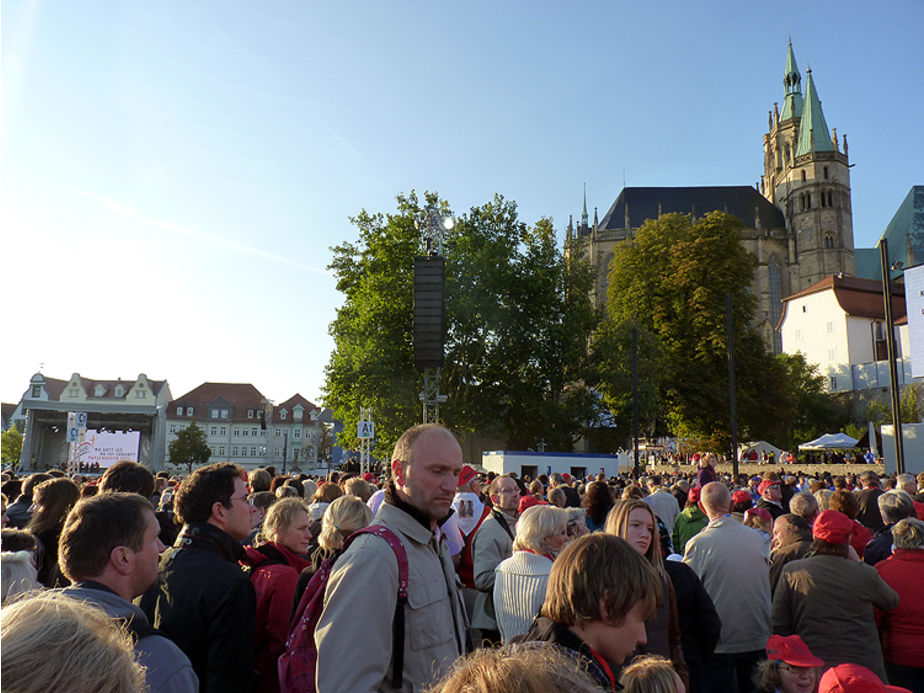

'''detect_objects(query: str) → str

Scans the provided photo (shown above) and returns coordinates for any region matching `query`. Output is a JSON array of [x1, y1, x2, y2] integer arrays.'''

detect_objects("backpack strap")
[[342, 525, 409, 689], [491, 509, 514, 541]]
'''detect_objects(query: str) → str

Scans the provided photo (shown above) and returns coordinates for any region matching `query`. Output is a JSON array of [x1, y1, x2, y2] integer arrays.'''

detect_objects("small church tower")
[[761, 40, 855, 291]]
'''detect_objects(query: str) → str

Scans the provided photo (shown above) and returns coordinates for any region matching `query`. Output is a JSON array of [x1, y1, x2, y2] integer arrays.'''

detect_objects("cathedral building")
[[567, 41, 856, 352]]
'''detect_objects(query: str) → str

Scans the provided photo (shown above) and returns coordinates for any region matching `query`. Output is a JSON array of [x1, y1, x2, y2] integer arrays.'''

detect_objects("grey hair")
[[878, 490, 916, 525], [892, 517, 924, 550], [789, 492, 818, 521]]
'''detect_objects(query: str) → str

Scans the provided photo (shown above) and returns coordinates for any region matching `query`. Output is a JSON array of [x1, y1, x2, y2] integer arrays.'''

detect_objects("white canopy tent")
[[738, 440, 784, 461], [797, 432, 859, 451]]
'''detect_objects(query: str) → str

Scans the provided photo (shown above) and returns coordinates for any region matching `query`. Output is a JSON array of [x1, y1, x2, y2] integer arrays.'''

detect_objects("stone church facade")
[[567, 41, 855, 353]]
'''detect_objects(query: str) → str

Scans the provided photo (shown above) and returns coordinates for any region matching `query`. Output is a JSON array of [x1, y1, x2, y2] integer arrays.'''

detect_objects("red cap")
[[744, 507, 772, 526], [758, 479, 781, 495], [813, 510, 854, 544], [518, 495, 547, 513], [818, 663, 911, 693], [687, 487, 701, 503], [362, 472, 376, 483], [765, 634, 824, 668], [457, 465, 477, 487], [562, 473, 572, 481], [732, 489, 752, 505]]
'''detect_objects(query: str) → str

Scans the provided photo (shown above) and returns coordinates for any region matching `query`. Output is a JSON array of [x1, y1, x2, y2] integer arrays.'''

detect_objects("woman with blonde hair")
[[493, 504, 570, 642], [242, 497, 313, 693], [1, 591, 147, 692], [293, 494, 373, 607], [606, 500, 688, 689], [27, 477, 80, 586], [619, 655, 684, 693]]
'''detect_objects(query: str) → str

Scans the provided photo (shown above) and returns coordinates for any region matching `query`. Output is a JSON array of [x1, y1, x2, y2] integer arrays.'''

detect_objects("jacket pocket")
[[406, 577, 452, 651]]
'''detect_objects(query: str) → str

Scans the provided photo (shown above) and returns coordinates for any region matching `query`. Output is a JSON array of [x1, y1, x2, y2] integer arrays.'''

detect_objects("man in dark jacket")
[[755, 479, 786, 521], [856, 470, 886, 533], [664, 558, 721, 693], [141, 463, 257, 693], [769, 514, 812, 595], [520, 534, 660, 691], [5, 472, 51, 528]]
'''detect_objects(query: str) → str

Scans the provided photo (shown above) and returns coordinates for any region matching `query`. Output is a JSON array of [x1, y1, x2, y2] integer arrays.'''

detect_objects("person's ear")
[[110, 545, 133, 576], [211, 500, 228, 524], [392, 459, 406, 487]]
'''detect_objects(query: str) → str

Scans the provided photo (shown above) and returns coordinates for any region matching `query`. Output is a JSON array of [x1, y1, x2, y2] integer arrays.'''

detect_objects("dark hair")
[[28, 478, 81, 535], [283, 478, 304, 498], [828, 490, 859, 520], [313, 482, 343, 504], [1, 528, 38, 553], [59, 493, 153, 581], [80, 484, 99, 499], [174, 463, 244, 525], [808, 538, 849, 558], [2, 479, 22, 500], [21, 473, 52, 501], [99, 461, 155, 498], [269, 476, 288, 495], [249, 491, 277, 512], [777, 514, 811, 541], [581, 482, 614, 526]]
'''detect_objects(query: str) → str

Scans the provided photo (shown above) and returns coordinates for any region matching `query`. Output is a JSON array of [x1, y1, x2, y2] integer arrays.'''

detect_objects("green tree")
[[323, 192, 599, 456], [1, 427, 24, 470], [169, 421, 211, 475], [597, 211, 791, 450]]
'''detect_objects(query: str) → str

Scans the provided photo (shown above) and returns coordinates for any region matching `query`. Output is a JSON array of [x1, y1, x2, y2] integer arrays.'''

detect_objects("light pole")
[[879, 240, 905, 474]]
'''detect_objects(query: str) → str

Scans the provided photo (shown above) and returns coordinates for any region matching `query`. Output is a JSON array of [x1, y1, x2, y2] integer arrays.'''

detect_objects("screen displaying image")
[[75, 429, 140, 467]]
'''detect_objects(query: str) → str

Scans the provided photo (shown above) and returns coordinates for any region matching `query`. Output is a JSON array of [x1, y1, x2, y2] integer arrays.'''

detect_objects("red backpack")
[[278, 525, 409, 693]]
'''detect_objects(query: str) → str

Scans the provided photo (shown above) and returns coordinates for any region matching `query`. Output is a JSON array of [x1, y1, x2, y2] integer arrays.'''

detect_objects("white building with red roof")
[[778, 274, 912, 392], [165, 383, 324, 472]]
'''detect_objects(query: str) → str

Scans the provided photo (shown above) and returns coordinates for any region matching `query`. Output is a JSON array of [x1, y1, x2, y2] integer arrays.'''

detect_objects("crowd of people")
[[1, 425, 923, 693]]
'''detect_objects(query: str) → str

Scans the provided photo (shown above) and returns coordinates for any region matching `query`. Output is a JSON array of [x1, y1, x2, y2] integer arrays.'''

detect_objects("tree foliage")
[[323, 191, 599, 457], [595, 211, 818, 451], [1, 427, 23, 469], [169, 421, 211, 474]]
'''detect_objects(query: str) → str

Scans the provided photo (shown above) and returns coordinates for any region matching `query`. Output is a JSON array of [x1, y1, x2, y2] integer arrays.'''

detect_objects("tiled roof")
[[169, 382, 267, 423], [42, 377, 69, 400], [2, 402, 16, 427], [73, 376, 167, 398], [780, 274, 905, 326], [272, 394, 320, 424], [595, 186, 786, 234]]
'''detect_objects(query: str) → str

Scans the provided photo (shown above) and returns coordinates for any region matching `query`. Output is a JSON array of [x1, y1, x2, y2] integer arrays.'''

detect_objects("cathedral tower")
[[761, 41, 855, 291]]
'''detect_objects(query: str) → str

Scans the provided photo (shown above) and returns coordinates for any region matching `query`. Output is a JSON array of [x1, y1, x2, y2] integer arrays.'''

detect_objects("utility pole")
[[879, 239, 905, 474]]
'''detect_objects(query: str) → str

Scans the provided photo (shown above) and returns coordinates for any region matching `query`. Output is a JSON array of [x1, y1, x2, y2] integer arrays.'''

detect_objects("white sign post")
[[904, 264, 924, 378], [357, 409, 374, 476]]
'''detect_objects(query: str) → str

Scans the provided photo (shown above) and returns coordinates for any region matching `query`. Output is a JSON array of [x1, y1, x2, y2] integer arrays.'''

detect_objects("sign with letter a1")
[[357, 421, 375, 439], [904, 264, 924, 378]]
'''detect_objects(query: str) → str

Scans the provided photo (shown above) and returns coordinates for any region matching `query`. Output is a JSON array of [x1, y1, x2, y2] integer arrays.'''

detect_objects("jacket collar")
[[377, 498, 438, 546], [383, 482, 454, 532], [175, 521, 246, 563]]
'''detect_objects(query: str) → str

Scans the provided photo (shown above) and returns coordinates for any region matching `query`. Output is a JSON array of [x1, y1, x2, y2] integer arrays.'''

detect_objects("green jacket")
[[673, 505, 708, 555]]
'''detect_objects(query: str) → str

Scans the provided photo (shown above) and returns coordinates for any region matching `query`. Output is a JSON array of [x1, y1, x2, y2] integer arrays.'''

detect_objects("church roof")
[[795, 69, 834, 157], [780, 274, 905, 329], [596, 186, 785, 233]]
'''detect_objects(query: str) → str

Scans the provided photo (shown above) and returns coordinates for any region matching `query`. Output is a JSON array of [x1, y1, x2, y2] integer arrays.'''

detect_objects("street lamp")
[[879, 239, 905, 474]]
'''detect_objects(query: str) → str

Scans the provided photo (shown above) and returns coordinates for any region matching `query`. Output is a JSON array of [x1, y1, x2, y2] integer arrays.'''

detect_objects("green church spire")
[[780, 39, 803, 121], [795, 68, 834, 157]]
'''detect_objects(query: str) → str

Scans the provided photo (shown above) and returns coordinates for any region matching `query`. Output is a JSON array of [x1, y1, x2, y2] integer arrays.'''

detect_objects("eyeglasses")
[[229, 494, 253, 506]]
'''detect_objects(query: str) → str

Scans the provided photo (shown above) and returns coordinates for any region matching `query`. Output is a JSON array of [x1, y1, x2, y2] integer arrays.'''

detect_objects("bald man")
[[683, 482, 771, 693]]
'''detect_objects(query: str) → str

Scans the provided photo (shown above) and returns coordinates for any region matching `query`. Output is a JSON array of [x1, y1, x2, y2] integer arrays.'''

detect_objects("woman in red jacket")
[[875, 517, 924, 692], [243, 497, 312, 693]]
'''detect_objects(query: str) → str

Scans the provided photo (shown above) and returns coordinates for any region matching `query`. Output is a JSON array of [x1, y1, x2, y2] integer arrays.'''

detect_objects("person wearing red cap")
[[754, 634, 824, 693], [772, 510, 899, 682], [818, 663, 912, 693], [756, 479, 786, 521]]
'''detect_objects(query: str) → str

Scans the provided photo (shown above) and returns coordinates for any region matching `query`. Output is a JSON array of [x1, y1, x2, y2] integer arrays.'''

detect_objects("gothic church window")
[[824, 166, 829, 179], [768, 259, 783, 352], [801, 170, 806, 182], [824, 234, 835, 249]]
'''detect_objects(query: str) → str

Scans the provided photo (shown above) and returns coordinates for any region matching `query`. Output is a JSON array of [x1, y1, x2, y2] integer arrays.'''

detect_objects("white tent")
[[797, 432, 859, 450], [738, 440, 783, 461]]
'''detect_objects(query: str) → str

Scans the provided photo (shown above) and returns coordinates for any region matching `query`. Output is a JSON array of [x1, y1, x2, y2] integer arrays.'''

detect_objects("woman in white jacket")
[[493, 504, 570, 643]]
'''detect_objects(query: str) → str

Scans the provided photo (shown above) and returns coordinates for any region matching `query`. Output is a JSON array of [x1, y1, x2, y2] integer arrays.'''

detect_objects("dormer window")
[[95, 384, 106, 397], [115, 385, 124, 397], [294, 407, 303, 422], [31, 385, 41, 398], [186, 406, 194, 416], [247, 409, 254, 419], [176, 406, 183, 416], [280, 409, 288, 421]]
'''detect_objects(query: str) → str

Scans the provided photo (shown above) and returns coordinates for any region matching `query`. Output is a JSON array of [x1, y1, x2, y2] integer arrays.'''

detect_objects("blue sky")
[[2, 0, 922, 406]]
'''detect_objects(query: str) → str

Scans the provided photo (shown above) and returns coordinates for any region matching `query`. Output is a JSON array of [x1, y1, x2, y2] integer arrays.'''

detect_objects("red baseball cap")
[[818, 663, 911, 693], [765, 634, 824, 668], [744, 507, 772, 526], [732, 489, 752, 505], [687, 487, 702, 503], [362, 472, 376, 483], [813, 510, 854, 544], [457, 465, 477, 487], [758, 479, 781, 495], [562, 473, 572, 481]]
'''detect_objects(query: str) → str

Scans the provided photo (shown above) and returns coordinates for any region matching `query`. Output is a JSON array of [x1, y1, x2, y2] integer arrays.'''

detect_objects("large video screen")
[[75, 429, 140, 468]]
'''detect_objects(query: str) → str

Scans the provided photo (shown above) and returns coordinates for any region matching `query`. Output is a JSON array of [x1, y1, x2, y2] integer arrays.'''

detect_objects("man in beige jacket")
[[315, 424, 467, 692]]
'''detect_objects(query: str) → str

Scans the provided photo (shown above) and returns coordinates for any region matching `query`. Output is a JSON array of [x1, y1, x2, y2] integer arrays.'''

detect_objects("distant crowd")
[[2, 432, 923, 693]]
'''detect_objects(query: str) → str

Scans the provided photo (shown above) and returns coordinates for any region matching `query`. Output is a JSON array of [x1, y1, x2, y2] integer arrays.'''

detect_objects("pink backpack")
[[278, 525, 409, 693]]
